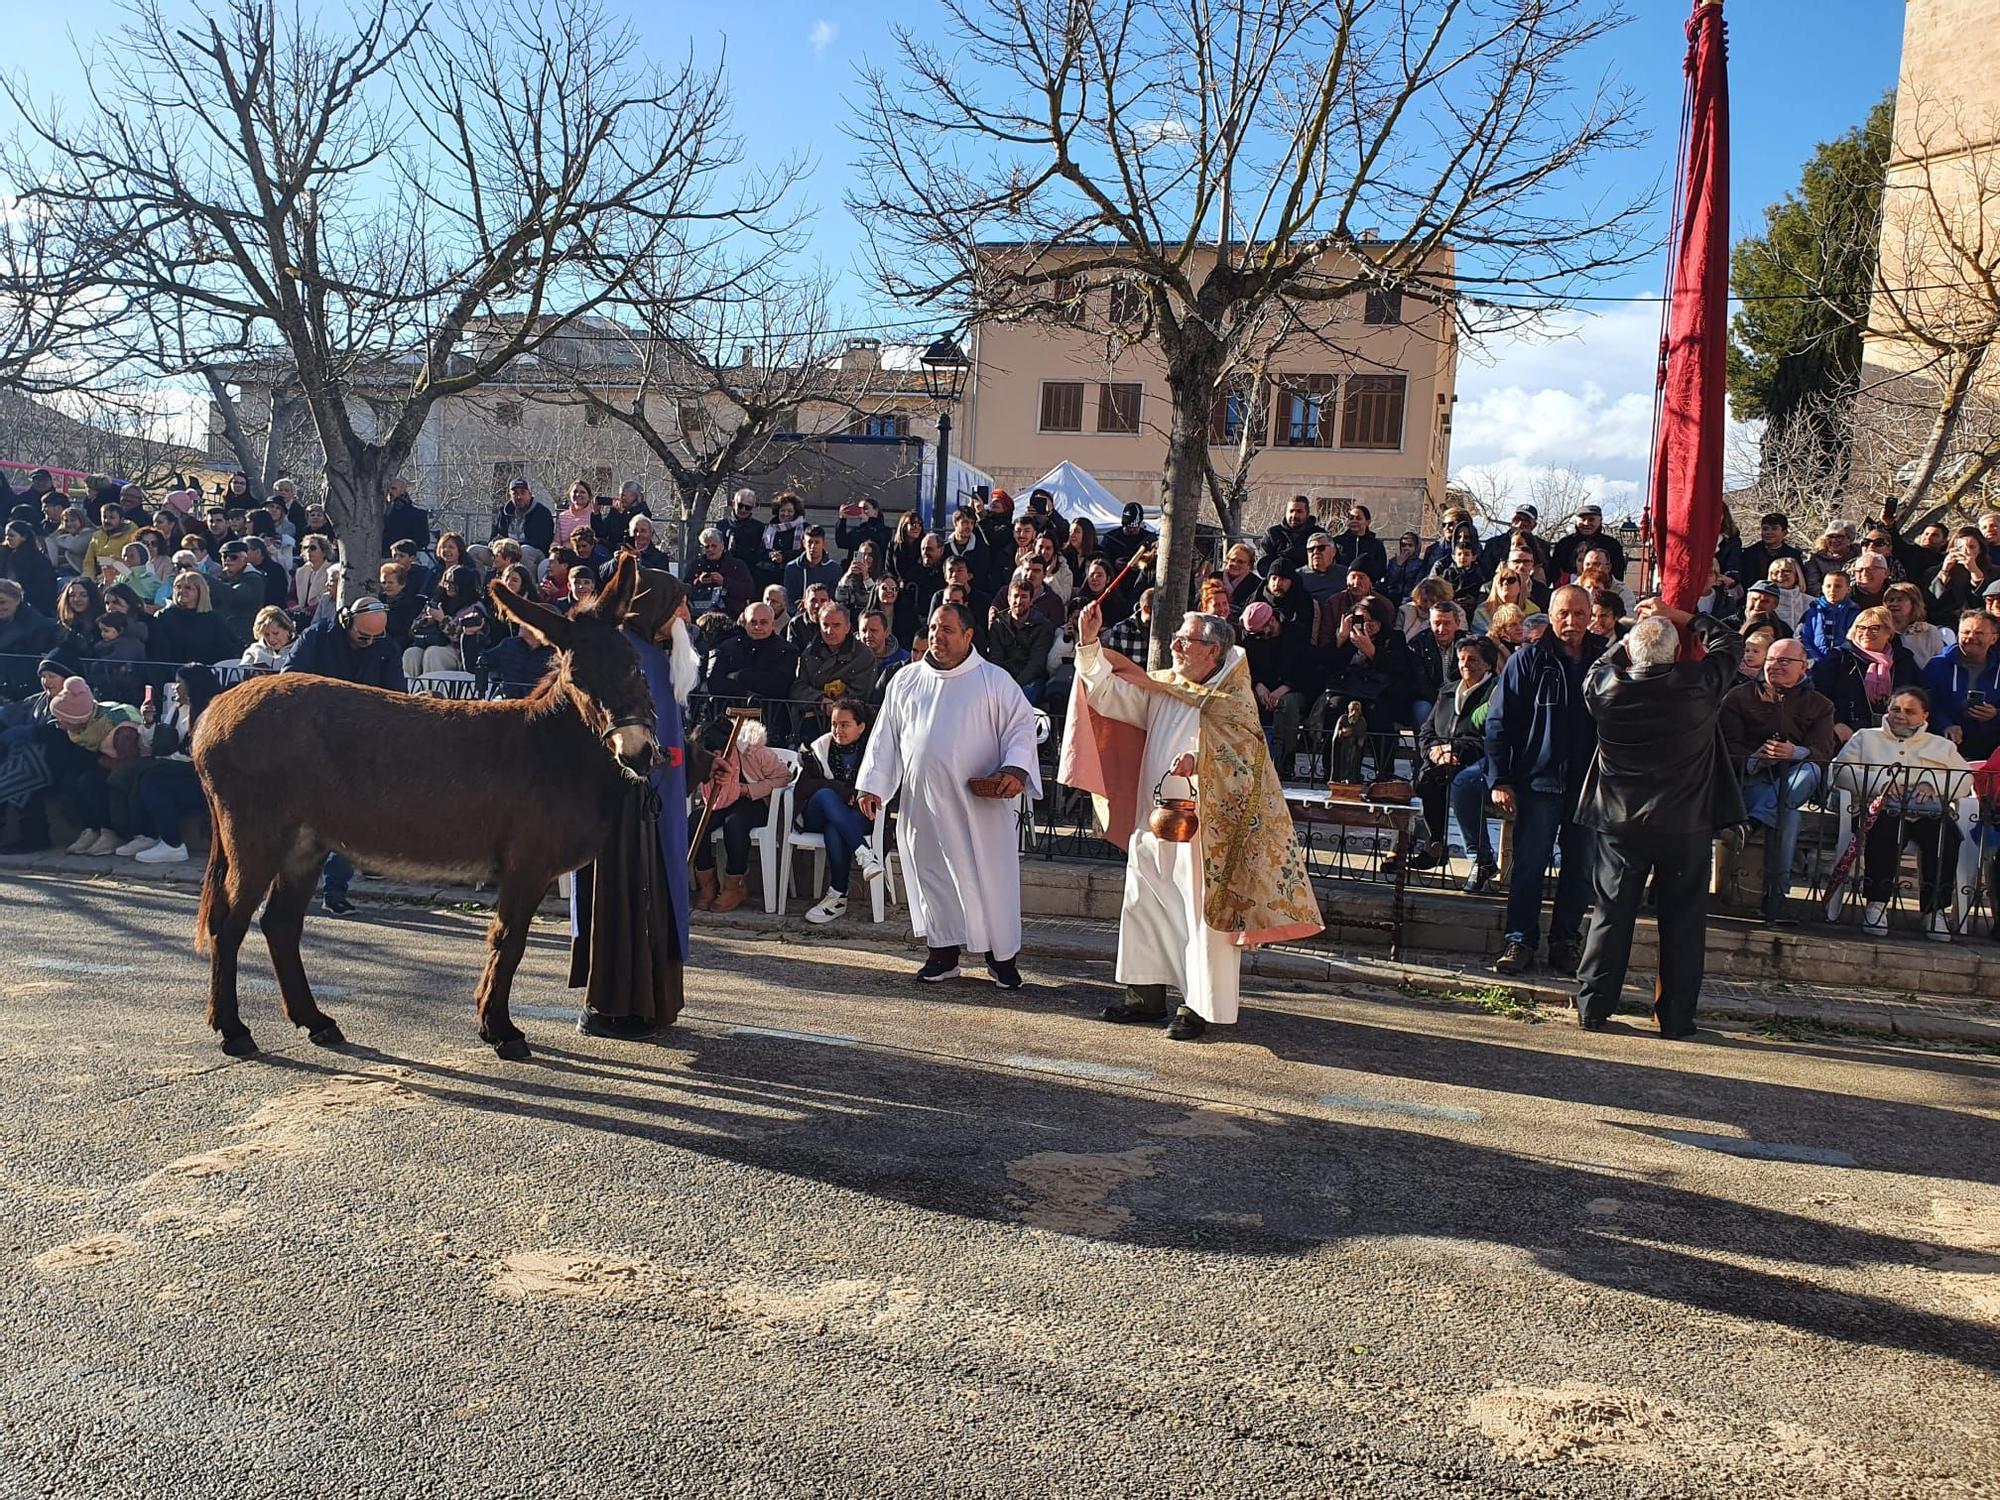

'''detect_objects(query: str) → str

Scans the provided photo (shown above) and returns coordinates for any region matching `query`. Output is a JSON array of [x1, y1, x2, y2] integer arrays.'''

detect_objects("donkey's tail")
[[194, 796, 226, 958]]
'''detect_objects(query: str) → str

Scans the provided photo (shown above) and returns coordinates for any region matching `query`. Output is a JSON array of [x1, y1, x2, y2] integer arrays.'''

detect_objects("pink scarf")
[[1860, 645, 1894, 707]]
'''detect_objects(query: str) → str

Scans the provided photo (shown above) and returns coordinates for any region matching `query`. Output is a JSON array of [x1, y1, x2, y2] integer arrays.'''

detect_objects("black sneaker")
[[1462, 863, 1498, 894], [1547, 939, 1583, 976], [986, 955, 1024, 990], [1405, 841, 1444, 872], [916, 947, 961, 983], [1492, 940, 1534, 975], [1164, 1006, 1208, 1042], [322, 893, 356, 917]]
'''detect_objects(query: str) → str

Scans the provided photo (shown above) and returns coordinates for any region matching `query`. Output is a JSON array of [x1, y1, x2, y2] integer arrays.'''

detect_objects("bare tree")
[[0, 189, 124, 394], [1525, 465, 1594, 537], [1857, 96, 2000, 527], [1449, 466, 1518, 532], [5, 0, 793, 590], [849, 0, 1646, 662]]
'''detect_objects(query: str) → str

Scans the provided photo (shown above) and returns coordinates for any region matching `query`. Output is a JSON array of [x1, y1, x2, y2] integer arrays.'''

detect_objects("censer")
[[1148, 766, 1200, 842]]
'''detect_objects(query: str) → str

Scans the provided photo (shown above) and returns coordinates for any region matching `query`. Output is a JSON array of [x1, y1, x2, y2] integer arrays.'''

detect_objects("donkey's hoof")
[[220, 1030, 259, 1058], [493, 1035, 532, 1062], [308, 1021, 346, 1048]]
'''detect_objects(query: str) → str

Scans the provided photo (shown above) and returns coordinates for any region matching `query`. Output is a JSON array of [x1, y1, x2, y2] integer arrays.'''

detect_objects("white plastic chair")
[[781, 789, 895, 922], [411, 670, 479, 699], [1828, 779, 1982, 930], [708, 746, 796, 914]]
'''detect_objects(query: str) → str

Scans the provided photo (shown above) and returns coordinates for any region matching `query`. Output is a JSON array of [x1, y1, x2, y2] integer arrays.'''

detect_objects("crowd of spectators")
[[1, 459, 1996, 956]]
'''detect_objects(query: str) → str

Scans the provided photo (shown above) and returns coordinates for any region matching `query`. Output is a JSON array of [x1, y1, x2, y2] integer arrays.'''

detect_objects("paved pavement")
[[3, 870, 1999, 1497]]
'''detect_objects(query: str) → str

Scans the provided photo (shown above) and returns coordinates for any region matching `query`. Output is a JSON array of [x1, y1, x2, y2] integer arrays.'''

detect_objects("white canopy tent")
[[918, 447, 995, 522], [1020, 460, 1135, 533]]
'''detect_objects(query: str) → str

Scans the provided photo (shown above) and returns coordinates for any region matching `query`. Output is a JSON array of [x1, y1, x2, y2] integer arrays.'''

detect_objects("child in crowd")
[[241, 606, 298, 672]]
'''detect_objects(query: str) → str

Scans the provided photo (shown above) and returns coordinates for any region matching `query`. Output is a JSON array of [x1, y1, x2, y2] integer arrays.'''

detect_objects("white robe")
[[857, 649, 1043, 957], [1077, 642, 1243, 1024]]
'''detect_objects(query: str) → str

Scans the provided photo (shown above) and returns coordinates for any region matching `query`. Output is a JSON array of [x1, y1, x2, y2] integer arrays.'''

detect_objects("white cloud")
[[809, 19, 836, 55], [1448, 301, 1760, 519]]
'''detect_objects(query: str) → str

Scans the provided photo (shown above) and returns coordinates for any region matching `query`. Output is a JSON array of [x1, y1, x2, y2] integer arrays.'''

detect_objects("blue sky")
[[15, 0, 1907, 506]]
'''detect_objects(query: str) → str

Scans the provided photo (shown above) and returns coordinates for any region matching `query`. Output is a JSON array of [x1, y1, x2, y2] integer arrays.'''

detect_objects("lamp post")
[[1614, 516, 1647, 593], [920, 334, 970, 528]]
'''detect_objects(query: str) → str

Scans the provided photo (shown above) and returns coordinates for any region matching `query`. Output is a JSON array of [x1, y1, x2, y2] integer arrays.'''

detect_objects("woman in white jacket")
[[1764, 556, 1810, 631], [1830, 686, 1975, 939]]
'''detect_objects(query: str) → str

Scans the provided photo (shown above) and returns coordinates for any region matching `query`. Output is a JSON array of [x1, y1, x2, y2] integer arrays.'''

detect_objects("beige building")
[[958, 244, 1458, 537]]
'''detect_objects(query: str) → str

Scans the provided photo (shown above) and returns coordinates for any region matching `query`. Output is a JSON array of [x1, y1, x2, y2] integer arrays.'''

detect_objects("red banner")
[[1647, 0, 1730, 616]]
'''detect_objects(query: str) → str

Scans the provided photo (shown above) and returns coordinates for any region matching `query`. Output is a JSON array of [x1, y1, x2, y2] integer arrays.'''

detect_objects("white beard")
[[667, 616, 700, 707]]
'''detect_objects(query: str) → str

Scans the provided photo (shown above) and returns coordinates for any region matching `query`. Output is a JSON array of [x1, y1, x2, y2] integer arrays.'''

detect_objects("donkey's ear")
[[489, 579, 574, 651], [592, 551, 640, 624]]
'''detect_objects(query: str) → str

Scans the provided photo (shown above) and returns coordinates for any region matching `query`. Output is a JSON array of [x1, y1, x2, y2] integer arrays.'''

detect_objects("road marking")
[[1656, 1129, 1858, 1168], [1318, 1091, 1483, 1124], [1002, 1055, 1155, 1084], [511, 1005, 578, 1021], [727, 1025, 860, 1048], [243, 978, 352, 1000], [27, 958, 136, 976]]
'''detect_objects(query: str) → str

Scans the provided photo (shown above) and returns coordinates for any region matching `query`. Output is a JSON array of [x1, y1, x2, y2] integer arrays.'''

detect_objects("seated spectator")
[[1849, 551, 1891, 610], [433, 531, 476, 582], [1504, 543, 1554, 610], [82, 502, 139, 579], [1812, 606, 1921, 742], [244, 535, 290, 607], [1296, 532, 1345, 608], [707, 601, 799, 711], [1830, 686, 1974, 938], [987, 577, 1056, 706], [1099, 502, 1156, 575], [1260, 494, 1317, 571], [1323, 564, 1387, 636], [929, 556, 991, 628], [1220, 542, 1262, 613], [241, 606, 298, 673], [1574, 547, 1634, 614], [1736, 621, 1780, 688], [1408, 600, 1466, 729], [292, 535, 337, 624], [792, 604, 878, 726], [1, 520, 57, 614], [1586, 589, 1627, 642], [1383, 531, 1427, 604], [1401, 576, 1454, 641], [476, 629, 554, 699], [691, 716, 794, 913], [1332, 503, 1388, 580], [0, 579, 69, 694], [1797, 568, 1858, 662], [1484, 602, 1527, 665], [86, 614, 147, 701], [50, 507, 92, 578], [1196, 574, 1236, 632], [49, 676, 146, 856], [1928, 528, 1992, 622], [150, 571, 241, 666], [373, 559, 423, 651], [1887, 580, 1953, 669], [834, 497, 890, 562], [566, 564, 599, 613], [787, 584, 833, 655], [871, 573, 917, 648], [834, 546, 877, 619], [1763, 556, 1811, 630], [209, 542, 268, 649], [537, 546, 580, 605], [686, 527, 756, 617], [112, 664, 227, 865], [1473, 566, 1528, 634], [1100, 585, 1154, 662], [1740, 580, 1793, 640], [567, 526, 611, 578], [1923, 609, 2000, 763], [783, 526, 842, 604], [1244, 599, 1318, 780], [1321, 602, 1413, 769], [1031, 533, 1074, 604], [56, 576, 104, 658], [858, 608, 909, 692], [1430, 533, 1485, 604], [1720, 638, 1836, 920], [796, 698, 886, 925], [1402, 635, 1499, 876], [0, 659, 76, 852]]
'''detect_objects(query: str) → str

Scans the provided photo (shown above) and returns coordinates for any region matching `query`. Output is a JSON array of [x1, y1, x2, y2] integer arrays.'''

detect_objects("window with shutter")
[[1363, 289, 1403, 325], [1273, 374, 1336, 448], [1206, 377, 1267, 447], [1039, 381, 1085, 432], [494, 400, 523, 428], [1107, 282, 1144, 324], [1340, 374, 1407, 450], [1097, 382, 1142, 434]]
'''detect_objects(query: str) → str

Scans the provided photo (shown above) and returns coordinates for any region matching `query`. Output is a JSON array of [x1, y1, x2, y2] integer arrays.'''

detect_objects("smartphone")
[[1969, 690, 1988, 710]]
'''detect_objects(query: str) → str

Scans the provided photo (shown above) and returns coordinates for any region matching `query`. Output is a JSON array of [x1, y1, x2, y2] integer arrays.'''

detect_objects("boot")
[[693, 866, 719, 911], [711, 872, 749, 914]]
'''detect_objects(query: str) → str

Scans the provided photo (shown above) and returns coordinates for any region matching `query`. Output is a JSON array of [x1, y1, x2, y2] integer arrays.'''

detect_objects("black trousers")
[[1577, 825, 1710, 1034]]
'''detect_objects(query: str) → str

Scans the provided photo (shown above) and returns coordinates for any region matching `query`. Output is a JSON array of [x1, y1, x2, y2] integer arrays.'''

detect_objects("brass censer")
[[1148, 767, 1200, 842]]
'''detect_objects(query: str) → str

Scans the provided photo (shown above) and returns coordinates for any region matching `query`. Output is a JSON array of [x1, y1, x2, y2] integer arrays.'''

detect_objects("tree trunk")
[[1155, 342, 1222, 669], [323, 444, 394, 607]]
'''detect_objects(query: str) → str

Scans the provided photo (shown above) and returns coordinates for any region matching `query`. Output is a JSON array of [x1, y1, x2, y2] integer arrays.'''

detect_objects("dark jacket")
[[1260, 518, 1317, 572], [285, 617, 406, 693], [0, 604, 67, 695], [207, 570, 268, 648], [1099, 523, 1155, 574], [1551, 528, 1627, 582], [1718, 679, 1839, 767], [793, 634, 879, 704], [1576, 614, 1745, 834], [1811, 640, 1922, 732], [782, 554, 843, 603], [685, 551, 756, 616], [1736, 540, 1806, 592], [490, 499, 556, 555], [1324, 627, 1414, 717], [1331, 528, 1388, 584], [1245, 623, 1318, 702], [985, 609, 1055, 688], [0, 541, 58, 616], [835, 513, 891, 560], [1485, 630, 1608, 797], [1418, 672, 1497, 769], [1408, 628, 1464, 702], [598, 501, 651, 551], [148, 605, 239, 668], [381, 497, 432, 553], [706, 630, 798, 704]]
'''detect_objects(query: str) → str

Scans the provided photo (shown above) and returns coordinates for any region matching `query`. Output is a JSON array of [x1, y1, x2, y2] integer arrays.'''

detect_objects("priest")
[[857, 600, 1043, 987], [570, 565, 700, 1038], [1060, 603, 1322, 1040]]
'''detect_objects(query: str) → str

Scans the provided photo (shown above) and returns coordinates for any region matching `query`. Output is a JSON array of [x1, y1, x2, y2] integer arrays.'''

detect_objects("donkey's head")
[[489, 553, 660, 776]]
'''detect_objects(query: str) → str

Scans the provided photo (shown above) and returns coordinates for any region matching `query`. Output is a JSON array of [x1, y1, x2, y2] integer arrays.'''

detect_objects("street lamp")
[[920, 334, 970, 526]]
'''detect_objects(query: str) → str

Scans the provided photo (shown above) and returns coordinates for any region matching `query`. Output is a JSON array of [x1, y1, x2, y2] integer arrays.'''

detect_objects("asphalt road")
[[2, 869, 1998, 1498]]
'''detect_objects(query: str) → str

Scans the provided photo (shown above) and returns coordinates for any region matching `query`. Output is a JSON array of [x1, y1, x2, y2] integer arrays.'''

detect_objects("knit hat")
[[50, 676, 95, 727], [1242, 601, 1276, 634], [164, 488, 198, 514], [1121, 502, 1145, 527]]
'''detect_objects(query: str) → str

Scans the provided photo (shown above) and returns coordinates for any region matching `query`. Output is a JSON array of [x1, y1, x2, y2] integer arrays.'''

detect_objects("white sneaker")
[[856, 846, 884, 885], [84, 830, 122, 856], [135, 842, 189, 865], [1927, 911, 1954, 943], [66, 828, 100, 855], [805, 892, 847, 925], [1862, 902, 1888, 936], [114, 835, 153, 857]]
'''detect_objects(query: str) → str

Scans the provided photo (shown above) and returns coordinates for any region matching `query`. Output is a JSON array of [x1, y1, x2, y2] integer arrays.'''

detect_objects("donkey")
[[192, 554, 661, 1061]]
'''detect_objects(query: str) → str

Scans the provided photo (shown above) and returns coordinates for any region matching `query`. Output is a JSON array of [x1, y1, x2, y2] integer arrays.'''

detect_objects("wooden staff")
[[687, 706, 763, 859], [1102, 542, 1158, 601]]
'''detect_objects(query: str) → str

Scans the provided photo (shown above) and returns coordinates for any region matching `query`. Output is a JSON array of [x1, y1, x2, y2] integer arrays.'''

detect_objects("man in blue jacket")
[[1924, 610, 2000, 763], [1484, 585, 1606, 975]]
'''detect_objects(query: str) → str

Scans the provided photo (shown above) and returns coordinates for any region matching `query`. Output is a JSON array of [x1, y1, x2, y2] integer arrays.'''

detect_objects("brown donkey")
[[192, 554, 661, 1061]]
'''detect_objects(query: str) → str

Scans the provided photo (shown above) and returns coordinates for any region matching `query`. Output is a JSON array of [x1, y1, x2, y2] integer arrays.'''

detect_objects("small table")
[[1285, 791, 1422, 959]]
